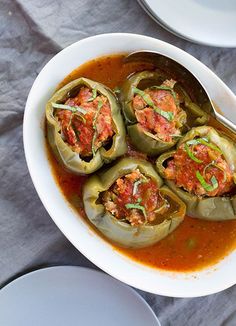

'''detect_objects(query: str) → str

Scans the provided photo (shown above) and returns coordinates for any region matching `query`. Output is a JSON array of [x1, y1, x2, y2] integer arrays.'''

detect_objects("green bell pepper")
[[83, 157, 186, 248], [120, 71, 208, 156], [46, 77, 127, 174], [156, 126, 236, 221]]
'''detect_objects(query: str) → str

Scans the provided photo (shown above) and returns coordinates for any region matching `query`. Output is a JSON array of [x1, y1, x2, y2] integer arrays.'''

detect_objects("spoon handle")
[[214, 110, 236, 134]]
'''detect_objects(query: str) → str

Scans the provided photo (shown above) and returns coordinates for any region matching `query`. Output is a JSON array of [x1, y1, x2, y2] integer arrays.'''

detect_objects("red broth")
[[46, 54, 236, 272]]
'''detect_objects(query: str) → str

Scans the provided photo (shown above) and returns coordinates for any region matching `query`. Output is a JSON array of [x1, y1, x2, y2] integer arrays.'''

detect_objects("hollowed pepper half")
[[120, 71, 208, 156], [83, 157, 186, 248], [46, 77, 127, 174], [156, 126, 236, 220]]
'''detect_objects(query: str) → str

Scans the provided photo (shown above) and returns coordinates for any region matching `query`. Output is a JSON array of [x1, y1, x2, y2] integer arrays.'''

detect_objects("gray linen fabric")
[[1, 1, 236, 325]]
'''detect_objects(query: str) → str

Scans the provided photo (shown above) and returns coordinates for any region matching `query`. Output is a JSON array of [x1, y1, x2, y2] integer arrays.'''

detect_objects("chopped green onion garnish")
[[196, 171, 219, 192], [186, 138, 222, 154], [184, 143, 203, 163], [133, 87, 174, 121], [91, 100, 103, 156], [87, 89, 97, 102], [125, 202, 147, 218], [52, 102, 87, 114]]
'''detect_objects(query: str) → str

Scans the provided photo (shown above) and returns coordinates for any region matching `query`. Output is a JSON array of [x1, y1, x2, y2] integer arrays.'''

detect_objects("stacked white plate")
[[138, 0, 236, 47], [0, 267, 160, 326]]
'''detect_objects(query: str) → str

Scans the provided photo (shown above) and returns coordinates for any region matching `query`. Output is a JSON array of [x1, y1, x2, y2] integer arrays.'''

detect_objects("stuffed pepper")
[[83, 158, 186, 248], [121, 71, 208, 156], [156, 126, 236, 220], [46, 77, 127, 174]]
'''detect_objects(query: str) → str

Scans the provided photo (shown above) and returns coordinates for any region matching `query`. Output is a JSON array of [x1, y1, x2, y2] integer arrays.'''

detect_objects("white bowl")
[[23, 33, 236, 298]]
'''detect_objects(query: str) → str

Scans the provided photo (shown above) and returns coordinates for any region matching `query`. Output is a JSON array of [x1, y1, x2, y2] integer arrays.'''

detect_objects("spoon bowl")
[[125, 50, 236, 134]]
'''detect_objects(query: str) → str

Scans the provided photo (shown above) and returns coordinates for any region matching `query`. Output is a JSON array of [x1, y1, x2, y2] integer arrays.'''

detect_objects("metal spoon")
[[124, 50, 236, 134]]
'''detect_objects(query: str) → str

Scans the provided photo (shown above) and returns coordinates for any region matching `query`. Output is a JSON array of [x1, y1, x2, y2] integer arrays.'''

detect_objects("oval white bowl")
[[23, 33, 236, 298]]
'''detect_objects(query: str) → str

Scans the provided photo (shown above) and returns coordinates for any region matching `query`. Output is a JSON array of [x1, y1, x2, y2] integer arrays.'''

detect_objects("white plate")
[[139, 0, 236, 47], [23, 33, 236, 298], [0, 266, 160, 326], [137, 0, 189, 40]]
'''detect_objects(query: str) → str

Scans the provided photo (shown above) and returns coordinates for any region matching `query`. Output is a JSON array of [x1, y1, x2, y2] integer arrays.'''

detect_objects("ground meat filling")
[[132, 79, 184, 142], [55, 87, 114, 157], [165, 141, 234, 197], [102, 170, 168, 226]]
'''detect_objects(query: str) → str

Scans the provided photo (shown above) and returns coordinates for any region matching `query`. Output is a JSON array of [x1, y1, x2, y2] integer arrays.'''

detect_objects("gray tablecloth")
[[1, 1, 236, 325]]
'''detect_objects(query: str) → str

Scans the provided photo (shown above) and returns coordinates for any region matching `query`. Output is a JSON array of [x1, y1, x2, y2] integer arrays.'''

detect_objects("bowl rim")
[[23, 33, 236, 298]]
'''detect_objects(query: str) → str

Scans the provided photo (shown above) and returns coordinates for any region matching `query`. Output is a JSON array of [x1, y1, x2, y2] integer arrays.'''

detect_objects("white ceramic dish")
[[0, 266, 160, 326], [24, 33, 236, 298], [139, 0, 236, 47]]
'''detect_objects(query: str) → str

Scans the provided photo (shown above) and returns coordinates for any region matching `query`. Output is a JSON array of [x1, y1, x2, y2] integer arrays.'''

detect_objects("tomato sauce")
[[46, 54, 236, 272]]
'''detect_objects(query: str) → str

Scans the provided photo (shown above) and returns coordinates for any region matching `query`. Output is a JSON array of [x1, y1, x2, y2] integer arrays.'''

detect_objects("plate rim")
[[138, 0, 236, 47], [0, 265, 160, 325]]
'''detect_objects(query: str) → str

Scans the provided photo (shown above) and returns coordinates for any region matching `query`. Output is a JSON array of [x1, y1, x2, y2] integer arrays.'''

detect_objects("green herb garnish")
[[203, 162, 227, 183], [186, 138, 222, 154], [52, 102, 87, 114], [184, 143, 203, 163], [133, 87, 153, 107], [87, 89, 97, 102], [198, 138, 222, 154], [196, 171, 219, 192], [150, 85, 177, 102], [153, 108, 174, 121], [97, 100, 103, 110], [125, 202, 147, 218], [186, 138, 207, 146], [133, 87, 174, 121]]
